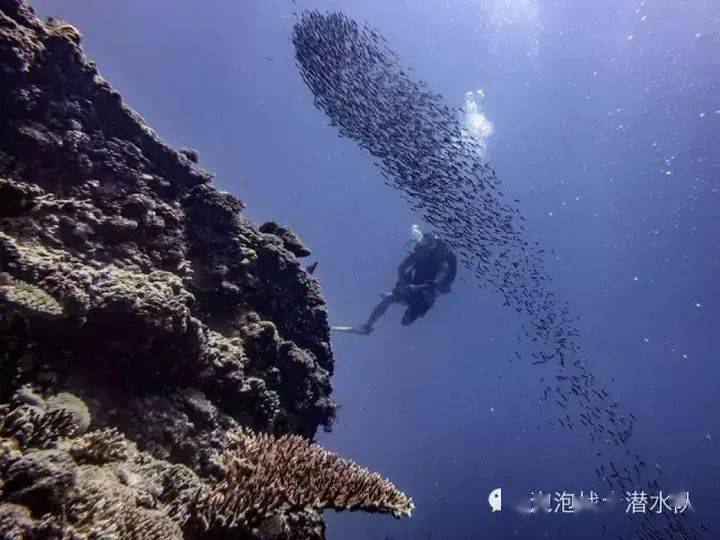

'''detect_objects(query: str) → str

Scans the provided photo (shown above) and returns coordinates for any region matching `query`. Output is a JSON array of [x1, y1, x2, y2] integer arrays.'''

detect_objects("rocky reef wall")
[[0, 0, 335, 466], [0, 1, 413, 537]]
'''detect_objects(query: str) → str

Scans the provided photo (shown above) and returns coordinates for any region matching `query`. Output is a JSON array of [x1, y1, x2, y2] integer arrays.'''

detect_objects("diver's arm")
[[436, 251, 457, 293], [433, 261, 450, 285], [404, 261, 448, 294], [397, 252, 416, 284]]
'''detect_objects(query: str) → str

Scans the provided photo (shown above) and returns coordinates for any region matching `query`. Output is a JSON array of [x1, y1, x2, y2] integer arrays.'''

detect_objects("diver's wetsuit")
[[362, 234, 457, 332]]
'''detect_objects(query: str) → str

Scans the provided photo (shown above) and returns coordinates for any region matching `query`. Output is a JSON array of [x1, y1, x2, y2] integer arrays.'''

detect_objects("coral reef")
[[0, 273, 64, 318], [0, 386, 90, 448], [0, 391, 194, 538], [191, 428, 414, 532], [0, 391, 412, 539], [0, 0, 333, 466], [0, 1, 412, 537]]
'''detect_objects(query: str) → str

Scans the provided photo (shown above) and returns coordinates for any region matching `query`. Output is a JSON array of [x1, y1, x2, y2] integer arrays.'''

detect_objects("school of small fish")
[[293, 11, 705, 539]]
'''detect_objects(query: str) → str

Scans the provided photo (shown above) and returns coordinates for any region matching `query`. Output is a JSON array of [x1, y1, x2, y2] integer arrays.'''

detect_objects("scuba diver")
[[333, 227, 457, 335]]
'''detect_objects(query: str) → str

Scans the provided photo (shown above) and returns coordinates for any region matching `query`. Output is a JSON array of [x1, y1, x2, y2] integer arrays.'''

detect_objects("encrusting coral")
[[0, 1, 413, 537], [0, 272, 64, 318]]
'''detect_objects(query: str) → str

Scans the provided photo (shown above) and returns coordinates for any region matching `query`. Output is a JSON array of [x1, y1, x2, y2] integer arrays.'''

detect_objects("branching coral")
[[0, 393, 186, 539], [0, 392, 413, 539], [1, 389, 90, 448], [191, 428, 414, 531], [66, 465, 183, 539], [70, 427, 134, 463]]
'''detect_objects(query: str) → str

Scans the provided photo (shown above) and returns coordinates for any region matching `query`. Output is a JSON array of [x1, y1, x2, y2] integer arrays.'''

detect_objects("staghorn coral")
[[161, 463, 206, 525], [66, 464, 183, 539], [0, 395, 412, 539], [70, 427, 134, 463], [190, 428, 414, 532], [0, 388, 90, 448], [0, 403, 42, 447], [32, 407, 85, 447]]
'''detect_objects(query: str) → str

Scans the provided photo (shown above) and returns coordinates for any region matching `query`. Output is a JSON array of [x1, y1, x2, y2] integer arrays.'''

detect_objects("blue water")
[[33, 1, 719, 538]]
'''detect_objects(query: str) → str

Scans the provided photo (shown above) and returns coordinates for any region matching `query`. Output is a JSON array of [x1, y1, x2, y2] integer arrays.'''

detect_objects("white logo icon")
[[488, 488, 502, 512]]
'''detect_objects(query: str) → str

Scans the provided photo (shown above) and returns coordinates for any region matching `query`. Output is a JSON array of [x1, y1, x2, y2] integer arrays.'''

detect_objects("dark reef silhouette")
[[0, 2, 411, 537]]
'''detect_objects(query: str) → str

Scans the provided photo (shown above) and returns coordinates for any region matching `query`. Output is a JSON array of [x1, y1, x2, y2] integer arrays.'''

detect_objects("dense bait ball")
[[292, 9, 625, 443]]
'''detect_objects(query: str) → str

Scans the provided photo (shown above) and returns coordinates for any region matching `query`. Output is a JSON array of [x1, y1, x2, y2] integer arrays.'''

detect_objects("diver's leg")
[[401, 289, 436, 326], [401, 305, 423, 326], [362, 293, 399, 332]]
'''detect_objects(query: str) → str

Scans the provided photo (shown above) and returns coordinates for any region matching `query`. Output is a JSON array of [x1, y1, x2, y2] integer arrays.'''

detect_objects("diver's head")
[[410, 225, 442, 255], [416, 232, 440, 254], [410, 224, 424, 242]]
